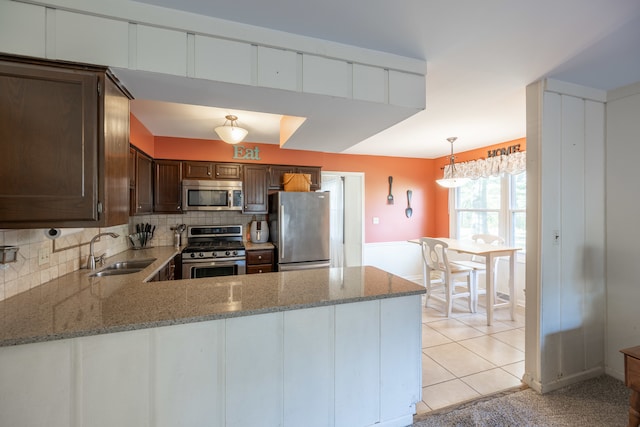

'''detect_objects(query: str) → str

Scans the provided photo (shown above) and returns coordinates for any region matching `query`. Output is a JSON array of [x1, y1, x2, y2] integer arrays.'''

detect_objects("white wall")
[[525, 79, 606, 392], [604, 82, 640, 379]]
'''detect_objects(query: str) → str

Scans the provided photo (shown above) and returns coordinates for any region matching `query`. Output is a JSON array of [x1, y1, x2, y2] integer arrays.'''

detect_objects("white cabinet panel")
[[389, 70, 425, 109], [226, 312, 284, 427], [303, 54, 350, 97], [54, 10, 128, 67], [283, 306, 334, 427], [194, 35, 253, 85], [257, 46, 298, 91], [154, 321, 225, 427], [136, 25, 187, 76], [0, 1, 45, 57], [353, 63, 386, 103], [79, 329, 150, 427], [380, 296, 422, 421], [335, 300, 380, 427], [0, 339, 72, 427]]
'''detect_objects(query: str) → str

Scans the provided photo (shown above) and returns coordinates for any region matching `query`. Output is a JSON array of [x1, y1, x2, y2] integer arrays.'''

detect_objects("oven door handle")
[[183, 257, 245, 265]]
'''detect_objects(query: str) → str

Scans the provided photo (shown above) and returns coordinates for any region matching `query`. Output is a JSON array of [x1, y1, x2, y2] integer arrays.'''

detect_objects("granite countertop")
[[0, 246, 425, 347], [244, 241, 275, 250]]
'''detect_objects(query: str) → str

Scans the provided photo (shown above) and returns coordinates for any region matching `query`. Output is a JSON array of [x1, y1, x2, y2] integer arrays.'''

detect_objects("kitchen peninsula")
[[0, 248, 425, 427]]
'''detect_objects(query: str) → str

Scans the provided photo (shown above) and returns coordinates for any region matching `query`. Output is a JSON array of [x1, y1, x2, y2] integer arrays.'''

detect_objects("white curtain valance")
[[444, 151, 526, 180]]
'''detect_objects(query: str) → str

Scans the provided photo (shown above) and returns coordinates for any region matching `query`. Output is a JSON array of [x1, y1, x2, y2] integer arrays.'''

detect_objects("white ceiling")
[[129, 0, 640, 158]]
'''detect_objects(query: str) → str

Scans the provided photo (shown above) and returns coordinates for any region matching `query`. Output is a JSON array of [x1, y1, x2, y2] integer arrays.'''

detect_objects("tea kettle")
[[250, 216, 269, 243]]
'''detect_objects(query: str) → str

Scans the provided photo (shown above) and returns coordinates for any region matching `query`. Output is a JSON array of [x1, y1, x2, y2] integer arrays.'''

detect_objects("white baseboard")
[[523, 367, 605, 394]]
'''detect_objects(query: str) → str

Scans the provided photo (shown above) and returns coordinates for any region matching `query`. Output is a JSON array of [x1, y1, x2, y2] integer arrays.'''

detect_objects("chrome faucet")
[[88, 232, 119, 270]]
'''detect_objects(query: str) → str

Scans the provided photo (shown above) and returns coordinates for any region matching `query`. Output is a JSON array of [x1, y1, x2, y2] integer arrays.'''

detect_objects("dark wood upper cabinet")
[[133, 150, 153, 215], [154, 160, 183, 213], [183, 161, 213, 179], [242, 164, 269, 214], [214, 163, 243, 180], [183, 161, 243, 180], [0, 54, 130, 228], [268, 165, 322, 191]]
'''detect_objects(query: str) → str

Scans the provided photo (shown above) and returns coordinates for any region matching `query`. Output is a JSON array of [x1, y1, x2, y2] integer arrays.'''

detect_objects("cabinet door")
[[297, 166, 322, 190], [268, 165, 295, 189], [246, 248, 274, 274], [243, 164, 269, 214], [134, 151, 153, 214], [183, 161, 213, 179], [154, 160, 182, 213], [128, 146, 136, 189], [267, 165, 322, 190], [0, 59, 99, 223], [214, 163, 243, 179]]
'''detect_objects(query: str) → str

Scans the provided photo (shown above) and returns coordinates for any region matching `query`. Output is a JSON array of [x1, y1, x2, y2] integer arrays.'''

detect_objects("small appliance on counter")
[[249, 216, 269, 243]]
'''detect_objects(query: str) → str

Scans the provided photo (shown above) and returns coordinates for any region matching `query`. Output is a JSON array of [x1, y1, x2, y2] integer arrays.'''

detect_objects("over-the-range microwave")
[[181, 179, 243, 211]]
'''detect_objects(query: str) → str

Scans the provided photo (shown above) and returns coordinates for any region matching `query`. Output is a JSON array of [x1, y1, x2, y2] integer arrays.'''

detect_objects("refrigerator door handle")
[[279, 204, 285, 259]]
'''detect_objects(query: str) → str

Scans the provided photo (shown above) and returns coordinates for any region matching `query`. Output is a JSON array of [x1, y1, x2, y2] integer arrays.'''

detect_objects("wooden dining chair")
[[419, 237, 473, 316], [452, 234, 505, 312]]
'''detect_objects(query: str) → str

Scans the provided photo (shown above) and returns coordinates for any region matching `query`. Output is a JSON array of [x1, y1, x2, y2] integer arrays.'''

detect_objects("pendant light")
[[215, 115, 248, 144], [436, 137, 470, 188]]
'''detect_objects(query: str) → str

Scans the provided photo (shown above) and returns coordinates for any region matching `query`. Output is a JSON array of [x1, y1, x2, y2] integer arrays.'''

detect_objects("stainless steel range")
[[181, 225, 246, 279]]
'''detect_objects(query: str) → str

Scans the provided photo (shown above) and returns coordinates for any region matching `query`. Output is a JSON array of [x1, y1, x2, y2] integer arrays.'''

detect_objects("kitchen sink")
[[104, 258, 156, 270], [89, 268, 143, 277], [88, 258, 156, 277]]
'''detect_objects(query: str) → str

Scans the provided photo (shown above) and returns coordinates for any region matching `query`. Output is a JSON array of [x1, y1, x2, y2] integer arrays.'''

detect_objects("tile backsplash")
[[0, 211, 263, 302]]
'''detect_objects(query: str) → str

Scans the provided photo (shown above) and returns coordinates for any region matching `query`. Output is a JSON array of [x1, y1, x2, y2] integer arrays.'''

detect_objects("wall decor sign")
[[487, 144, 521, 158], [232, 145, 262, 161]]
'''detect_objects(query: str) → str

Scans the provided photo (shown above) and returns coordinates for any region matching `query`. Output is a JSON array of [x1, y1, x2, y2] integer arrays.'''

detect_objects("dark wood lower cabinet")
[[149, 256, 176, 281], [246, 249, 274, 274]]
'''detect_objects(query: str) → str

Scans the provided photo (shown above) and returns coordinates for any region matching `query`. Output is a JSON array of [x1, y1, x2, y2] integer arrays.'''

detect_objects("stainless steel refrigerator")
[[268, 191, 330, 271]]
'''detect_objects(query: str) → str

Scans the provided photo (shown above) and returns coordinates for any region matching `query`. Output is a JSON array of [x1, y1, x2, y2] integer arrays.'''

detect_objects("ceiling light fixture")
[[436, 137, 470, 188], [215, 115, 248, 144]]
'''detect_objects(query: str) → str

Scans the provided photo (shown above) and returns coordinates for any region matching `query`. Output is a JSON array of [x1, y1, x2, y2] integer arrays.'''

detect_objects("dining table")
[[410, 237, 522, 326]]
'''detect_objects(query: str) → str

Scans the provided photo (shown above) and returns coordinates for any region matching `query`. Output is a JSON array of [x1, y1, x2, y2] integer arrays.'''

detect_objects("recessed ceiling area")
[[130, 100, 285, 145]]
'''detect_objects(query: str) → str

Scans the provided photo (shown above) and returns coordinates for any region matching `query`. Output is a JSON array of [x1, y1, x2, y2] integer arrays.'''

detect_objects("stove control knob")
[[225, 251, 231, 256], [190, 253, 196, 258], [199, 252, 205, 258], [232, 250, 238, 256]]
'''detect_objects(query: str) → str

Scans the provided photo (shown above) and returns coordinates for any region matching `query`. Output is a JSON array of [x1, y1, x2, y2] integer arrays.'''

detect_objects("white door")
[[322, 172, 364, 267]]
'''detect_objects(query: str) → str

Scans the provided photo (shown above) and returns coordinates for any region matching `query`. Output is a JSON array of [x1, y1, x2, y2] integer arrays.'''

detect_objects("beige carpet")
[[412, 375, 629, 427]]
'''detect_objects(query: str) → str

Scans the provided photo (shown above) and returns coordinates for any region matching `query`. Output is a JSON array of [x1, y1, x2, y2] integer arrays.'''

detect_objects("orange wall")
[[130, 115, 155, 156], [153, 135, 438, 243], [132, 114, 524, 244]]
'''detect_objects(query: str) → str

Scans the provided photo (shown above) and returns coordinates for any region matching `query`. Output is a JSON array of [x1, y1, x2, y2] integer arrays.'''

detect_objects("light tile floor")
[[416, 296, 526, 415]]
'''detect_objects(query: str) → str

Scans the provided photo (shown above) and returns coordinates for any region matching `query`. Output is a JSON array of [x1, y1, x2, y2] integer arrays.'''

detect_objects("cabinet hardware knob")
[[258, 255, 262, 259]]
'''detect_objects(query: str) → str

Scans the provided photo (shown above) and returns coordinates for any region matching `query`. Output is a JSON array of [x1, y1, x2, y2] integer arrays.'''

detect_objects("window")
[[452, 171, 526, 249]]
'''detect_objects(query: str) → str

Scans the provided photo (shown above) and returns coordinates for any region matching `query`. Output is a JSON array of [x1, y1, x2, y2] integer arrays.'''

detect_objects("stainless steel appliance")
[[181, 179, 243, 211], [181, 225, 246, 278], [269, 191, 330, 271]]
